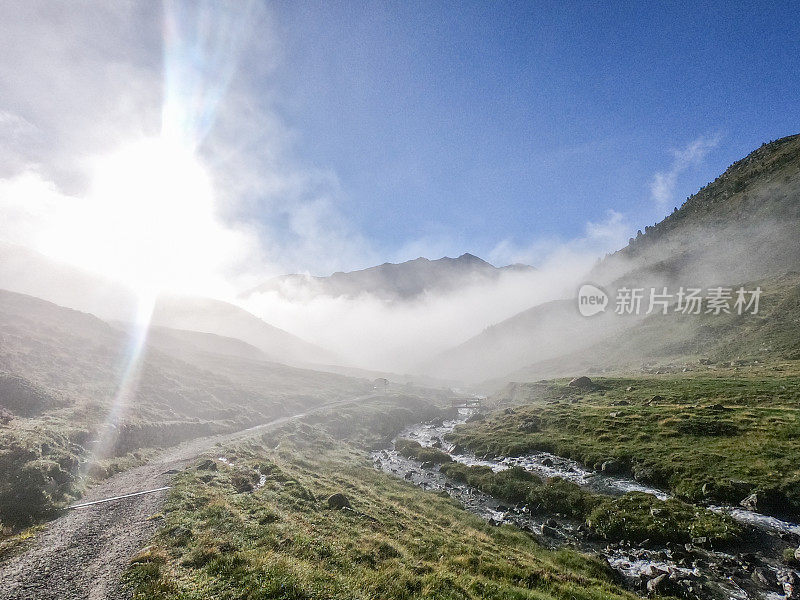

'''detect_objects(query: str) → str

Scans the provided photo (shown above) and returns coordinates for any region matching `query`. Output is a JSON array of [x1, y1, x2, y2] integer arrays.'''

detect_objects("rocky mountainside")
[[243, 253, 535, 302], [429, 134, 800, 385]]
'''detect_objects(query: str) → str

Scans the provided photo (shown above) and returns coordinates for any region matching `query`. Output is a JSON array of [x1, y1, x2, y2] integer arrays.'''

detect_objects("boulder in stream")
[[740, 489, 784, 513], [541, 524, 558, 537], [646, 573, 668, 594], [751, 567, 779, 590], [778, 569, 800, 599], [601, 459, 624, 475]]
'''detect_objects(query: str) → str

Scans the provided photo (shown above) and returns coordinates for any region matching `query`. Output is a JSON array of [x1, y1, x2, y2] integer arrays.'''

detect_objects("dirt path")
[[0, 395, 376, 600]]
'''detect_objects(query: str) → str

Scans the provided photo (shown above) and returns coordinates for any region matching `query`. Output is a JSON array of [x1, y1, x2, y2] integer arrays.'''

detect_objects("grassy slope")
[[124, 397, 637, 600], [449, 365, 800, 518], [500, 272, 800, 385], [0, 289, 372, 526], [437, 463, 740, 545]]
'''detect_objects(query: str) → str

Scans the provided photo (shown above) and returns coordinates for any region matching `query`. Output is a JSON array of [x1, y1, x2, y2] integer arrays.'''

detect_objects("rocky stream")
[[372, 411, 800, 600]]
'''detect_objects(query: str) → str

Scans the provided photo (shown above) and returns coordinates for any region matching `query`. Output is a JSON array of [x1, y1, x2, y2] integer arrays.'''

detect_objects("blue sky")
[[261, 0, 799, 266], [0, 1, 798, 286]]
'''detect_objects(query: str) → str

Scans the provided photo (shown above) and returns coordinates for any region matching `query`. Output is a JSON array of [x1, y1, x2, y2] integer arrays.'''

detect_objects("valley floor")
[[0, 395, 380, 600], [122, 400, 637, 600], [6, 366, 800, 600]]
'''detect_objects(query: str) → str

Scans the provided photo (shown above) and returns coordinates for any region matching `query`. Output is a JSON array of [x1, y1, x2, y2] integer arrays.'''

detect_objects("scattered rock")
[[601, 460, 624, 475], [541, 524, 558, 537], [327, 493, 351, 509], [129, 545, 163, 565], [739, 491, 783, 512], [645, 565, 669, 578], [632, 464, 653, 482], [647, 574, 668, 594], [741, 493, 759, 511], [568, 376, 593, 389], [751, 567, 779, 590], [626, 386, 634, 392], [421, 461, 435, 469], [778, 569, 800, 599]]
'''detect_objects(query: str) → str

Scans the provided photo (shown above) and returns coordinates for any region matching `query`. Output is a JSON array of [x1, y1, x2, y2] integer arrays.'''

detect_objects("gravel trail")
[[0, 395, 375, 600]]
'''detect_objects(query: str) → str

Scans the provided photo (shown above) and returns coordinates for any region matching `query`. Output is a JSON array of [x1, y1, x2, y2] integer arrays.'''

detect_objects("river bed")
[[372, 412, 800, 600]]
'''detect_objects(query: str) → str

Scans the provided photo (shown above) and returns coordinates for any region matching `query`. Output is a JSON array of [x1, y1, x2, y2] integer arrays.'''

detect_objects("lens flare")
[[76, 1, 256, 475]]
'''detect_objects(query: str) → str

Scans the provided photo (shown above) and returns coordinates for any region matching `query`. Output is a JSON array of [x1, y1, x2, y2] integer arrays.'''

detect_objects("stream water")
[[372, 412, 800, 600]]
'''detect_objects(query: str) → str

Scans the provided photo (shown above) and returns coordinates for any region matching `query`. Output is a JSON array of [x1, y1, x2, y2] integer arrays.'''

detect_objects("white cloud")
[[650, 135, 720, 208], [0, 1, 382, 295], [488, 209, 632, 269]]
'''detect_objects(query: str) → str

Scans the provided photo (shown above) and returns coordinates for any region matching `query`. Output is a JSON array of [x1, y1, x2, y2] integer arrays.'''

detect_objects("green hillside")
[[0, 290, 371, 526], [431, 134, 800, 386]]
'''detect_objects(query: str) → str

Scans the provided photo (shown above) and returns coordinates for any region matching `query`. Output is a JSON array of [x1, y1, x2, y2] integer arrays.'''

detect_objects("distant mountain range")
[[243, 253, 535, 302]]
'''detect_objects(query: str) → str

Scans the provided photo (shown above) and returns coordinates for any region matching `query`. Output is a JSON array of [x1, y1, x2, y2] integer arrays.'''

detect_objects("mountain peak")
[[245, 253, 535, 302]]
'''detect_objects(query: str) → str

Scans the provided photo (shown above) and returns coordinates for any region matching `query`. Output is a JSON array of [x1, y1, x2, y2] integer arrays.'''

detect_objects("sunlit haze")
[[1, 4, 800, 599]]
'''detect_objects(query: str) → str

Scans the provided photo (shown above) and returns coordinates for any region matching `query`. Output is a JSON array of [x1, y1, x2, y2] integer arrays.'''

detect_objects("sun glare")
[[89, 138, 214, 290], [41, 136, 242, 299]]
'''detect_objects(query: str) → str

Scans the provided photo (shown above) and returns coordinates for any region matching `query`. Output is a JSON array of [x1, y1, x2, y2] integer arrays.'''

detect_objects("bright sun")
[[45, 137, 240, 298]]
